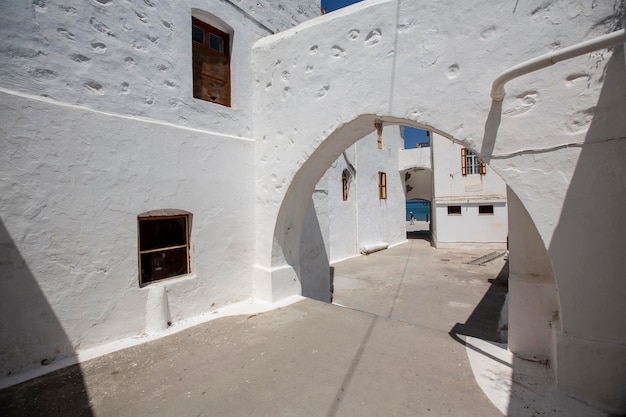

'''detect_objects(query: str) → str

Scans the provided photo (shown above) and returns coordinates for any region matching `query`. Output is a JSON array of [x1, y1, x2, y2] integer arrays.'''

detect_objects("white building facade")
[[0, 0, 321, 379], [315, 125, 406, 264], [1, 0, 625, 413], [430, 132, 508, 249]]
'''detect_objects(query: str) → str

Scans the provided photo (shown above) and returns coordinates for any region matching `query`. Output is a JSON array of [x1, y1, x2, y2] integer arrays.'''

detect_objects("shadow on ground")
[[449, 260, 509, 344], [406, 230, 432, 241]]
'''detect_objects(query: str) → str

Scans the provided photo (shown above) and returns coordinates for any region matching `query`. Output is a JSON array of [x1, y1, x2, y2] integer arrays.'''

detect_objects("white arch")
[[252, 0, 626, 411]]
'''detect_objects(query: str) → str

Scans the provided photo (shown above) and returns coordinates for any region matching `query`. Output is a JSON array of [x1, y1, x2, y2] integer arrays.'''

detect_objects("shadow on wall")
[[299, 198, 331, 302], [0, 219, 94, 416], [548, 42, 626, 412]]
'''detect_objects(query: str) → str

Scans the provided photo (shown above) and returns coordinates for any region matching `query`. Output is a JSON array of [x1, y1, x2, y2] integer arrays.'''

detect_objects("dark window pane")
[[448, 206, 462, 215], [209, 33, 224, 52], [192, 25, 204, 44], [479, 205, 494, 214], [139, 217, 186, 251], [140, 247, 189, 284]]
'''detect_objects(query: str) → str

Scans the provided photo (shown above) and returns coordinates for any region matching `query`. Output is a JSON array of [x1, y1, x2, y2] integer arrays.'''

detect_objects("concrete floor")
[[0, 237, 593, 417]]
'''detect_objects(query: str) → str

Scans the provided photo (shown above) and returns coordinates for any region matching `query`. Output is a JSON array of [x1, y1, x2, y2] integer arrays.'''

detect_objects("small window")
[[378, 172, 387, 200], [342, 169, 350, 201], [138, 213, 190, 285], [479, 205, 494, 215], [448, 205, 462, 215], [375, 121, 383, 149], [209, 33, 224, 52], [461, 148, 486, 176], [192, 17, 230, 107], [192, 24, 204, 43]]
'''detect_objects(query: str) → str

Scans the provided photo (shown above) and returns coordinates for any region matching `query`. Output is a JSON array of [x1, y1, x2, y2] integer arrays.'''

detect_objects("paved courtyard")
[[2, 237, 600, 417]]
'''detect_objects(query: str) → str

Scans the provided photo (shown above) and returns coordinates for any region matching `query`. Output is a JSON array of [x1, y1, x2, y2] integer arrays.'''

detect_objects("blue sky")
[[321, 0, 430, 149], [321, 0, 361, 12], [403, 127, 430, 148]]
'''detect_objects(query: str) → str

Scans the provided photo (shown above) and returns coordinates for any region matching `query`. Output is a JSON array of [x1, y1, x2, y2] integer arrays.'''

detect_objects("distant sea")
[[406, 200, 430, 221]]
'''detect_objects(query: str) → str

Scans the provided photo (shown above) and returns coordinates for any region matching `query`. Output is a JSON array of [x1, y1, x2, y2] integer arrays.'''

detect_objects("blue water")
[[406, 200, 430, 221]]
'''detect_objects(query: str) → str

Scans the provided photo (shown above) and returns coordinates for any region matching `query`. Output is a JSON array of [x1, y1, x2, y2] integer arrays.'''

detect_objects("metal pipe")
[[490, 28, 626, 101]]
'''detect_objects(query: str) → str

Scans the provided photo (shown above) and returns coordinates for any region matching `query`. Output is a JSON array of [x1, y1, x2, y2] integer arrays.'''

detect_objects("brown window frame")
[[375, 121, 383, 149], [479, 205, 494, 215], [138, 214, 190, 286], [461, 148, 486, 176], [342, 169, 350, 201], [447, 205, 462, 215], [192, 17, 231, 107], [378, 171, 387, 200]]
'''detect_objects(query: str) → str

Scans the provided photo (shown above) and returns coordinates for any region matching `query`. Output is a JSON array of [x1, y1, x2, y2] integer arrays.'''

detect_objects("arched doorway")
[[251, 1, 623, 409]]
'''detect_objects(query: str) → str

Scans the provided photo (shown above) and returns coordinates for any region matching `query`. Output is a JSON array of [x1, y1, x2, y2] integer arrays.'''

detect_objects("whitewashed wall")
[[433, 203, 508, 249], [431, 132, 508, 248], [316, 126, 406, 264], [400, 147, 433, 202], [0, 0, 319, 136], [0, 0, 319, 379], [0, 91, 255, 376], [399, 147, 431, 172], [355, 127, 405, 252], [323, 146, 359, 262], [252, 0, 626, 411]]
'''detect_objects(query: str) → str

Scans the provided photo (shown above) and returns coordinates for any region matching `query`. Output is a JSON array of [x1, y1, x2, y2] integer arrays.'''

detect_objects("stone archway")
[[251, 1, 624, 411]]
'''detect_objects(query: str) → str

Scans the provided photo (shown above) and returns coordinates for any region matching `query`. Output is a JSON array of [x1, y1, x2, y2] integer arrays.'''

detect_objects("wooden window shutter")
[[378, 172, 387, 199], [480, 162, 487, 175], [192, 17, 231, 107], [342, 169, 349, 201], [461, 148, 467, 176]]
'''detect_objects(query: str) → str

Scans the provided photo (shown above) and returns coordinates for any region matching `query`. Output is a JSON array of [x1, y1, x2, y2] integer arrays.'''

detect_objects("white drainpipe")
[[490, 28, 626, 101], [360, 243, 389, 255]]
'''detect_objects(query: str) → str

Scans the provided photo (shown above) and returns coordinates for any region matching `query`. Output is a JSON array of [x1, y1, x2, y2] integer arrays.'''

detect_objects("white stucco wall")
[[355, 127, 406, 252], [432, 133, 507, 202], [431, 132, 508, 248], [434, 203, 508, 249], [316, 126, 406, 264], [399, 147, 431, 171], [401, 147, 433, 202], [251, 1, 625, 411], [0, 0, 319, 378], [227, 0, 321, 34], [322, 147, 359, 262], [506, 188, 557, 362], [1, 0, 625, 412], [0, 90, 255, 376], [404, 169, 433, 202], [0, 0, 318, 136]]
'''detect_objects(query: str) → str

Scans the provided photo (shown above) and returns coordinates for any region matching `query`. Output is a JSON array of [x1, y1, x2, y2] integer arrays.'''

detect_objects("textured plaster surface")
[[355, 128, 405, 251], [0, 90, 255, 376], [466, 336, 608, 417], [321, 145, 359, 262], [507, 188, 558, 362], [252, 0, 625, 410], [399, 147, 431, 171], [0, 0, 318, 136], [431, 133, 508, 248], [252, 0, 620, 265], [0, 0, 318, 379], [1, 0, 625, 411], [318, 126, 406, 264]]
